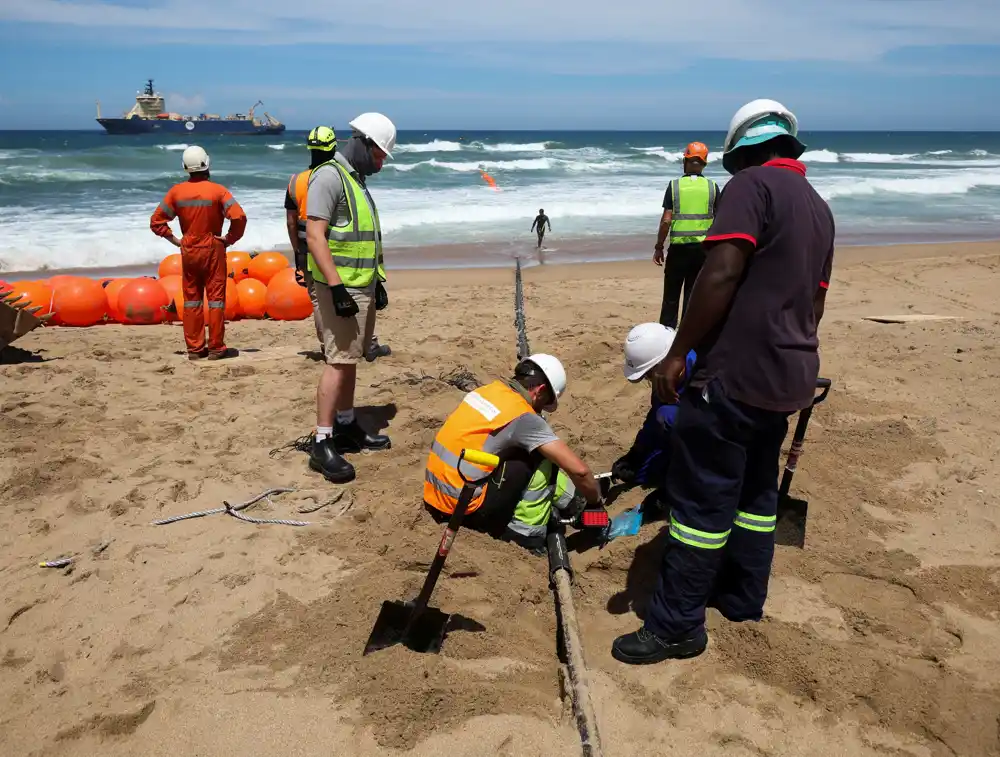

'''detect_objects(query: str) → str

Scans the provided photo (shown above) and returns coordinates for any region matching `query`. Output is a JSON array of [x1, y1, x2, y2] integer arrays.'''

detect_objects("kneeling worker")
[[612, 323, 696, 509], [423, 355, 603, 553]]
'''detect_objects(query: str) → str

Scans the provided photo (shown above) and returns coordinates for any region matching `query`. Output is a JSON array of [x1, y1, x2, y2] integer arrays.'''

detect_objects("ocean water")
[[1, 130, 999, 273]]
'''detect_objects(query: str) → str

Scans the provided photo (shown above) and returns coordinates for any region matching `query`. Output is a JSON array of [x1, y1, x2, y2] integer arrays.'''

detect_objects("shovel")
[[363, 447, 500, 656], [776, 377, 832, 547]]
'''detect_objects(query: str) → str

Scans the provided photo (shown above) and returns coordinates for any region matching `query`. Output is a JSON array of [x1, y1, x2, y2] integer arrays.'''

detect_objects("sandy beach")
[[3, 238, 1000, 757]]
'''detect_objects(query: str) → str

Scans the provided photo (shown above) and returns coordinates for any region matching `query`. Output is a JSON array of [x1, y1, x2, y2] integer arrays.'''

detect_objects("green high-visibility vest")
[[669, 175, 719, 245], [307, 160, 385, 288]]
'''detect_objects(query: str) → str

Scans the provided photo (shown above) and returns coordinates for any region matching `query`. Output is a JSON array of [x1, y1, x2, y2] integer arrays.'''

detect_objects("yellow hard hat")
[[307, 126, 336, 152]]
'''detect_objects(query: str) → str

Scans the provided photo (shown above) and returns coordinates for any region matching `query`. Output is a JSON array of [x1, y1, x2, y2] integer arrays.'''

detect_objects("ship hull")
[[97, 118, 285, 135]]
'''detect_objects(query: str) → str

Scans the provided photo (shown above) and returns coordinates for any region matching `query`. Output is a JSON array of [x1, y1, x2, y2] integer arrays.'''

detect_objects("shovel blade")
[[363, 600, 451, 656]]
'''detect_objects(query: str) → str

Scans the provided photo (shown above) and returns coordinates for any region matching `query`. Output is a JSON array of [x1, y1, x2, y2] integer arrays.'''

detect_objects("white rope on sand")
[[152, 487, 309, 527]]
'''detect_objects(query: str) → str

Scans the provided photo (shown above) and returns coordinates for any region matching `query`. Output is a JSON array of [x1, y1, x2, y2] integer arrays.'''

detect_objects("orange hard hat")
[[684, 142, 709, 161]]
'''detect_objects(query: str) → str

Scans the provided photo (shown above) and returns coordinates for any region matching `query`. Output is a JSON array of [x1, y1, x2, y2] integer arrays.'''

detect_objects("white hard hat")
[[623, 323, 676, 382], [722, 98, 806, 174], [182, 145, 210, 173], [522, 353, 567, 412], [348, 112, 397, 158]]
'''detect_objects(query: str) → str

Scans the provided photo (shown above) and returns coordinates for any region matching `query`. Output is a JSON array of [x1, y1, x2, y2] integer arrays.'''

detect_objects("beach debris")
[[370, 367, 481, 393], [296, 489, 349, 514], [152, 487, 312, 527], [268, 434, 314, 459], [91, 539, 113, 556], [863, 314, 962, 324], [38, 557, 75, 569]]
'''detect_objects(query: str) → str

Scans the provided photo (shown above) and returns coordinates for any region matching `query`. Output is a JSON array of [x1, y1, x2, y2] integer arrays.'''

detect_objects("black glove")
[[330, 284, 360, 318], [294, 250, 308, 288], [375, 281, 388, 311], [611, 454, 637, 485]]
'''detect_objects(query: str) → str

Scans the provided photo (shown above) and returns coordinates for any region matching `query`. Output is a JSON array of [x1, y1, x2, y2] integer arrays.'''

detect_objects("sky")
[[0, 0, 998, 130]]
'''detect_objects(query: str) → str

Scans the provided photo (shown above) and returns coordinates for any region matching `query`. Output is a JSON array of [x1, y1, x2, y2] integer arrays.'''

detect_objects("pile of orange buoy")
[[0, 251, 313, 328]]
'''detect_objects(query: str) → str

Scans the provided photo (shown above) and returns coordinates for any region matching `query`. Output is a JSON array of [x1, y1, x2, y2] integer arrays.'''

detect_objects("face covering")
[[339, 136, 380, 178]]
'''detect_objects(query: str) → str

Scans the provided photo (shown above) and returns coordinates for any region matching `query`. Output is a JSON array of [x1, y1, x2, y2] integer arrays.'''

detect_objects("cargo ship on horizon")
[[96, 79, 286, 136]]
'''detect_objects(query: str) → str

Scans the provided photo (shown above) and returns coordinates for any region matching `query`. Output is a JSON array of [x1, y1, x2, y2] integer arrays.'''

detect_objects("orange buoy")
[[224, 277, 240, 320], [266, 272, 313, 321], [6, 280, 53, 316], [0, 279, 12, 296], [51, 277, 107, 327], [118, 279, 169, 325], [227, 251, 252, 282], [158, 253, 183, 279], [158, 275, 183, 322], [248, 251, 289, 285], [237, 278, 268, 319], [266, 267, 300, 290], [103, 278, 135, 322]]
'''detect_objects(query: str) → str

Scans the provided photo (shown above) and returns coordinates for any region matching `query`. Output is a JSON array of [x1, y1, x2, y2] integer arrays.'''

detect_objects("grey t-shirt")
[[479, 380, 559, 458], [306, 153, 376, 293]]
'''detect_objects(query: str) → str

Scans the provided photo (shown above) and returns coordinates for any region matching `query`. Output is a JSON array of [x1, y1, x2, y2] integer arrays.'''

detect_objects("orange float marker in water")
[[480, 170, 499, 190]]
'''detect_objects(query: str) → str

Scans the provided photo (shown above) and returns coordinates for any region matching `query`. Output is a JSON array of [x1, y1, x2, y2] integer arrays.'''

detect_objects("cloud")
[[2, 0, 999, 66]]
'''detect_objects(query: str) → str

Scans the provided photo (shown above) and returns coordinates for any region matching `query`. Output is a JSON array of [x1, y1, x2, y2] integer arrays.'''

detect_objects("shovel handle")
[[779, 378, 833, 498], [408, 448, 499, 621]]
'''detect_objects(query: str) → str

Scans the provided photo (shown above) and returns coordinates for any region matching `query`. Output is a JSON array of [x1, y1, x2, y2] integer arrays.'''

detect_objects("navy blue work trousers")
[[644, 378, 791, 641]]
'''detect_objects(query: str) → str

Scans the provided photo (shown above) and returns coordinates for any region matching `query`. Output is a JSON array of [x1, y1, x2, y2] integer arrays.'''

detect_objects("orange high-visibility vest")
[[424, 380, 536, 515], [287, 171, 310, 245]]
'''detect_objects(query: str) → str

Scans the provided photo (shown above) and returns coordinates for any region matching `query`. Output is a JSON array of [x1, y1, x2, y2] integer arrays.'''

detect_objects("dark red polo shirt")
[[690, 158, 835, 413]]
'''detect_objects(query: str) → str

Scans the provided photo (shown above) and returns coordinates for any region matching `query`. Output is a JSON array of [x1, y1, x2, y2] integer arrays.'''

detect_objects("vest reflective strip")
[[159, 202, 176, 219], [176, 199, 214, 208], [424, 468, 484, 502], [309, 161, 382, 287], [429, 439, 492, 481], [670, 177, 716, 242], [734, 510, 777, 533], [505, 518, 547, 538], [668, 514, 730, 549]]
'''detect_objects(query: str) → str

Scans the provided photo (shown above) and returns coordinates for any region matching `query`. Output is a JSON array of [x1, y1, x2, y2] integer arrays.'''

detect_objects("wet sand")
[[2, 239, 1000, 756]]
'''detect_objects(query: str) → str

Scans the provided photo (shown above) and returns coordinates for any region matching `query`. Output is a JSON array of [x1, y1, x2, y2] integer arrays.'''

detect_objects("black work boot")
[[309, 437, 356, 483], [333, 419, 391, 453], [611, 626, 707, 665]]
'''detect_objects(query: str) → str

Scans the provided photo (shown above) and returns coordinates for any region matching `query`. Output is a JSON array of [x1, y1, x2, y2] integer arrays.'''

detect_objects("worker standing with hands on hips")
[[305, 112, 396, 484], [285, 126, 337, 353], [612, 99, 835, 665], [654, 142, 719, 328], [150, 145, 246, 360]]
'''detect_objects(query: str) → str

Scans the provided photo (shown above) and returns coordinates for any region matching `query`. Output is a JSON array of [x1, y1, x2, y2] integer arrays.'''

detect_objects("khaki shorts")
[[314, 282, 376, 365]]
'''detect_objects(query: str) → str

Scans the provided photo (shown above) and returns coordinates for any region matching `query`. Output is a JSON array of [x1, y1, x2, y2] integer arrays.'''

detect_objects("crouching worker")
[[612, 323, 696, 509], [423, 354, 604, 554]]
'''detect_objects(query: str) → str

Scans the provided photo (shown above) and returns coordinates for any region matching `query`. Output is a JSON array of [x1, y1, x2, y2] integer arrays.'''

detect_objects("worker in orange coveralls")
[[150, 145, 247, 360]]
